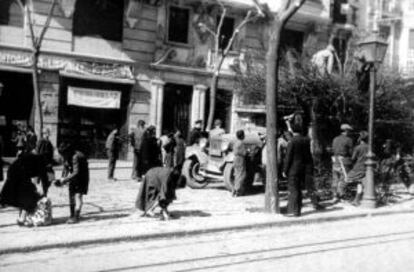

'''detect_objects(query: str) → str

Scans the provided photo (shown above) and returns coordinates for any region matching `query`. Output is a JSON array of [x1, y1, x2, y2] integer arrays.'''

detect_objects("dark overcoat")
[[135, 167, 178, 211], [0, 153, 48, 212]]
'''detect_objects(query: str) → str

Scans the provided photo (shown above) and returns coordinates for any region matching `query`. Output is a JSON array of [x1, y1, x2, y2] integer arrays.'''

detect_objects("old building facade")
[[0, 0, 349, 159]]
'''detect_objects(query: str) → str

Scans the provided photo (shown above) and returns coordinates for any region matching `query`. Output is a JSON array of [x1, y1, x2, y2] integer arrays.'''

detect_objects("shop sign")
[[67, 87, 121, 109]]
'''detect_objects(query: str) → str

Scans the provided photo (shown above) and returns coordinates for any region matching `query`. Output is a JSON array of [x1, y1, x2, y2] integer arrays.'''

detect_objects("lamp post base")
[[360, 198, 377, 209], [362, 156, 377, 209]]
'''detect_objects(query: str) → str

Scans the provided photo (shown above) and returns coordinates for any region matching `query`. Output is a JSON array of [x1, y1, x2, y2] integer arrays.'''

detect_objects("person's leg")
[[67, 187, 76, 223], [17, 209, 27, 225], [352, 183, 363, 206], [131, 150, 138, 179], [107, 151, 116, 180], [287, 176, 300, 216], [74, 193, 83, 221]]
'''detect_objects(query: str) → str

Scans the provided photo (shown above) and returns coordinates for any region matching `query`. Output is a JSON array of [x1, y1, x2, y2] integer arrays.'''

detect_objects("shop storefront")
[[0, 48, 135, 159], [59, 76, 132, 159]]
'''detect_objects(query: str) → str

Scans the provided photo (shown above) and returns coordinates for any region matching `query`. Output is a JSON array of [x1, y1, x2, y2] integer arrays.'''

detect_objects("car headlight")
[[199, 138, 208, 149], [221, 142, 229, 152]]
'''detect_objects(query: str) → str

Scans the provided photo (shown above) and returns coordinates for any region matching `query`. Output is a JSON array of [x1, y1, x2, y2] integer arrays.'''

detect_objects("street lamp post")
[[357, 31, 388, 209]]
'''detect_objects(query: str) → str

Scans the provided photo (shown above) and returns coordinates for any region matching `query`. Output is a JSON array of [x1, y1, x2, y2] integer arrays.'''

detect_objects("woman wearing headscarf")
[[0, 151, 49, 226], [135, 166, 183, 220], [139, 126, 162, 175]]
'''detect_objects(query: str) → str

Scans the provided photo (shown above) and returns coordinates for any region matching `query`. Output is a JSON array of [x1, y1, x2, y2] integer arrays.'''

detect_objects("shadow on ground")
[[52, 212, 130, 225], [169, 210, 211, 219]]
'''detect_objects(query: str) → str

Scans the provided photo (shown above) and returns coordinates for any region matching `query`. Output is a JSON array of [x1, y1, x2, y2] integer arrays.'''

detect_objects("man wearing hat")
[[331, 123, 354, 202], [188, 120, 203, 146]]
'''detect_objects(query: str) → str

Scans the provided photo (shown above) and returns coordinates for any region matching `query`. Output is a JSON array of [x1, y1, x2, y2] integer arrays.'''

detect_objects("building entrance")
[[0, 70, 33, 156], [162, 83, 192, 138]]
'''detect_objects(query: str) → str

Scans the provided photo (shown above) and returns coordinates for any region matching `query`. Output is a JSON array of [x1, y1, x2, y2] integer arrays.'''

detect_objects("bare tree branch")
[[223, 10, 254, 57], [37, 0, 57, 49], [24, 0, 37, 49], [216, 3, 227, 60], [280, 0, 306, 22]]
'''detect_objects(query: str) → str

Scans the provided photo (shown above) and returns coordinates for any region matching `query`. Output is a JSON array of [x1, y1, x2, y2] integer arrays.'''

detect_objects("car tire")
[[182, 159, 208, 189], [223, 163, 235, 192]]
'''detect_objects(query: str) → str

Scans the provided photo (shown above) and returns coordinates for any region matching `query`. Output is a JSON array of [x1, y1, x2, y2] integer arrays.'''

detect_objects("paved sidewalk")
[[0, 168, 413, 255]]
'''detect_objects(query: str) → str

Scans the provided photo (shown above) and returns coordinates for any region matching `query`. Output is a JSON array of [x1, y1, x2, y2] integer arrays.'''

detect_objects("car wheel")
[[223, 163, 235, 192], [182, 159, 208, 189]]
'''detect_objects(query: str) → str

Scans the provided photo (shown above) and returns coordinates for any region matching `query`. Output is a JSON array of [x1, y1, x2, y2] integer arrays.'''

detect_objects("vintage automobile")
[[182, 127, 266, 190]]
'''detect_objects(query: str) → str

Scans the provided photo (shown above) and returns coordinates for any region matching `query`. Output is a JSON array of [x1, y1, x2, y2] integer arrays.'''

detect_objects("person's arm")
[[62, 155, 80, 185]]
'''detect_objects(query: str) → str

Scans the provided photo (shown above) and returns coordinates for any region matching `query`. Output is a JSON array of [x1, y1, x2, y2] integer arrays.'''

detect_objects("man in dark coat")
[[135, 166, 182, 220], [129, 120, 146, 180], [139, 126, 162, 175], [283, 123, 314, 217], [36, 128, 54, 165], [0, 151, 48, 225], [26, 126, 37, 153], [174, 131, 186, 170], [106, 128, 120, 181], [188, 120, 203, 145], [57, 143, 90, 224], [331, 124, 354, 202]]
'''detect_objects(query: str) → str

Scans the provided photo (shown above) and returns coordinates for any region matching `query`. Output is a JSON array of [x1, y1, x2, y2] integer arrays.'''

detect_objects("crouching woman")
[[135, 166, 183, 220]]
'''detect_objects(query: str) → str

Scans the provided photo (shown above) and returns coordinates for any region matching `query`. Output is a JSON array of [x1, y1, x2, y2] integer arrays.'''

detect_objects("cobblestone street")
[[1, 166, 414, 257]]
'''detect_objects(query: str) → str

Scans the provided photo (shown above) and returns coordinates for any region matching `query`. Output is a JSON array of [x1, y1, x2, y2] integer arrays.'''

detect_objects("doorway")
[[0, 71, 33, 156], [162, 83, 192, 138]]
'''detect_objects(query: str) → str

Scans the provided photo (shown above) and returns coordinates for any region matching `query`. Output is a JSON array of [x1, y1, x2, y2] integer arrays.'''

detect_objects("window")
[[280, 29, 304, 53], [0, 0, 24, 27], [168, 6, 190, 44], [73, 0, 124, 42], [217, 16, 235, 50], [331, 0, 348, 24]]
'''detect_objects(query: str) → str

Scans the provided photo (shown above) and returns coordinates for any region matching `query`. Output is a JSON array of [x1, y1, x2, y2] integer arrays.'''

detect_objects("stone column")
[[191, 84, 208, 126], [149, 79, 165, 137], [230, 94, 239, 134]]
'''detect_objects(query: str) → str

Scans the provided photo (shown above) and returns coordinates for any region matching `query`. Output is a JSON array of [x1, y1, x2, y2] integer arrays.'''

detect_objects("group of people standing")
[[331, 124, 370, 206], [0, 125, 90, 226]]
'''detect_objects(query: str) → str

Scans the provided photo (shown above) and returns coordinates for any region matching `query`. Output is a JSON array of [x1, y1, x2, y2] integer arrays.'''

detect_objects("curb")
[[1, 207, 413, 255]]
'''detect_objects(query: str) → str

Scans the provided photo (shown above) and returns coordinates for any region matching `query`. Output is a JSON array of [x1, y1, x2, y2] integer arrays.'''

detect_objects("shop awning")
[[60, 71, 135, 85]]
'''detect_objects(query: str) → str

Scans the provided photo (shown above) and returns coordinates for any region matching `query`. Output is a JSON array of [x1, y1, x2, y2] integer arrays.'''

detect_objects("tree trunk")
[[206, 71, 219, 131], [264, 22, 281, 214], [31, 51, 43, 137], [309, 98, 322, 163]]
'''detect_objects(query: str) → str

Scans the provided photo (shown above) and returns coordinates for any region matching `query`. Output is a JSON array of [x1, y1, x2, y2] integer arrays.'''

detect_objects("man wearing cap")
[[331, 124, 354, 202], [209, 119, 225, 137], [188, 120, 203, 146]]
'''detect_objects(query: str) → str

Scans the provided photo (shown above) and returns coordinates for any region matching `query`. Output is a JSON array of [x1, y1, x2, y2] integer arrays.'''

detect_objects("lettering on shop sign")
[[67, 87, 121, 109], [0, 51, 134, 80]]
